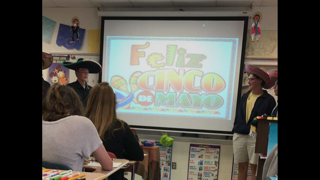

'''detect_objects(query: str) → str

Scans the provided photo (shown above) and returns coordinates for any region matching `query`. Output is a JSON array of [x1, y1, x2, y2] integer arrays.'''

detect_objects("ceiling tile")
[[216, 0, 253, 7], [253, 0, 263, 6], [261, 0, 277, 6], [50, 0, 95, 8], [130, 0, 173, 7], [89, 0, 133, 7], [172, 0, 217, 7], [43, 0, 58, 7]]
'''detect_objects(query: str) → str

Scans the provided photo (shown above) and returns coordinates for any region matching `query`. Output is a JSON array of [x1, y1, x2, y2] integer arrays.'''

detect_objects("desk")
[[255, 118, 278, 180], [43, 169, 108, 180], [73, 171, 108, 180], [83, 159, 129, 179], [127, 161, 137, 180], [135, 152, 149, 180], [141, 146, 160, 180]]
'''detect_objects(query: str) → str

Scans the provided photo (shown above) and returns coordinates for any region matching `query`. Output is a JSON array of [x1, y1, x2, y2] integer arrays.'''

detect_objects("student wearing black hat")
[[62, 58, 101, 108]]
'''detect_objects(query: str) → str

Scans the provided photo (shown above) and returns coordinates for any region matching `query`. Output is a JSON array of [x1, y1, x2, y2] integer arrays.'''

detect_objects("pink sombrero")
[[245, 65, 274, 89], [268, 69, 278, 82]]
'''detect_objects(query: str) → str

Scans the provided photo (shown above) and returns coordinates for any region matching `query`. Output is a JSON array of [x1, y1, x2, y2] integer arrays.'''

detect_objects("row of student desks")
[[43, 159, 130, 180], [43, 146, 159, 180]]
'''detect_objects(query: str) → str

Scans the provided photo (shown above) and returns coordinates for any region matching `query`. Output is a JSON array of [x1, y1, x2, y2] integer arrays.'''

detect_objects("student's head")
[[273, 80, 278, 96], [245, 65, 274, 90], [248, 73, 265, 91], [85, 82, 122, 139], [42, 84, 84, 121], [269, 69, 278, 96], [75, 68, 89, 82]]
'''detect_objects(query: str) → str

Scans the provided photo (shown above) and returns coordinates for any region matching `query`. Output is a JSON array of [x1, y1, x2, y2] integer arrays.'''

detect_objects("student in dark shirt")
[[62, 58, 101, 108], [232, 65, 275, 180], [85, 82, 144, 180], [42, 52, 53, 101]]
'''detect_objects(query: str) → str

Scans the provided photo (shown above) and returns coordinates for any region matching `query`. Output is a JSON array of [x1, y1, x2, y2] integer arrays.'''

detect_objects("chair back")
[[107, 151, 117, 159], [42, 161, 72, 170]]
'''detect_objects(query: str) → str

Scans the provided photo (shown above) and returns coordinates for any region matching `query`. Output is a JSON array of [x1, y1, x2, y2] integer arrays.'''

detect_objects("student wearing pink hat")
[[262, 69, 278, 179], [232, 65, 276, 180]]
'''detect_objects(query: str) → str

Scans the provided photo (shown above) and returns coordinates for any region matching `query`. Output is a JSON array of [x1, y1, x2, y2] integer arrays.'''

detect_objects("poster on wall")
[[48, 56, 70, 86], [231, 157, 252, 180], [88, 29, 101, 53], [56, 20, 86, 50], [42, 16, 56, 43], [155, 141, 173, 180], [187, 144, 220, 180]]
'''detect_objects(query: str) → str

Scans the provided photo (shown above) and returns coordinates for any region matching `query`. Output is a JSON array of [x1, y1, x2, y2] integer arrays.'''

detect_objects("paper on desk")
[[86, 161, 122, 168], [113, 162, 121, 167]]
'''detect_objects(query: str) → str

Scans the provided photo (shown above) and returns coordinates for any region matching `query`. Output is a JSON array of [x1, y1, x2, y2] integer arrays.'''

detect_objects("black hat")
[[62, 58, 101, 73]]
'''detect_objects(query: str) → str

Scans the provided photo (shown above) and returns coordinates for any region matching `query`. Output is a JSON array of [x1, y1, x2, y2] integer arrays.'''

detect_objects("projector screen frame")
[[98, 16, 248, 135]]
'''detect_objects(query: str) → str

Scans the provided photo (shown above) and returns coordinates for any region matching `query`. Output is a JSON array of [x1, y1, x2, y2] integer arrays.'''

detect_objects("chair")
[[42, 161, 72, 170], [107, 151, 117, 159]]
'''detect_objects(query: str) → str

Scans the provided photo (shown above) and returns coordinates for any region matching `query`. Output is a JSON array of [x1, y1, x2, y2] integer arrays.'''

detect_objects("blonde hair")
[[85, 82, 125, 140]]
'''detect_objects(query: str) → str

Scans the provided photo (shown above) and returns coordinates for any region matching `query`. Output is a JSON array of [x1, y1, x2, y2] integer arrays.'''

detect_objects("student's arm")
[[92, 144, 113, 171], [266, 97, 276, 115], [123, 123, 144, 161]]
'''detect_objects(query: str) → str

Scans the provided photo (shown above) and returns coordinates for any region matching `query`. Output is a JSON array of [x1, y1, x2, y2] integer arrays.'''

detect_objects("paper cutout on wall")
[[42, 16, 56, 43], [251, 12, 262, 42], [88, 29, 101, 53], [56, 23, 85, 50]]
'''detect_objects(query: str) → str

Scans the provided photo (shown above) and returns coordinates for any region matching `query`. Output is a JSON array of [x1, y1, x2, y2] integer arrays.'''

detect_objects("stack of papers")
[[86, 161, 122, 168]]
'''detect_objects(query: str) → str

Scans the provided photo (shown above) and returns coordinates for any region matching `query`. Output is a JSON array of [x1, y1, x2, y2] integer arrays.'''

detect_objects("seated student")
[[85, 82, 144, 180], [42, 84, 113, 172]]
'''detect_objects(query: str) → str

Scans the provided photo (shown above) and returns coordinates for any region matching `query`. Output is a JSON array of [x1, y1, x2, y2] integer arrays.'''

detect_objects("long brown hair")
[[85, 82, 125, 140], [42, 84, 84, 121]]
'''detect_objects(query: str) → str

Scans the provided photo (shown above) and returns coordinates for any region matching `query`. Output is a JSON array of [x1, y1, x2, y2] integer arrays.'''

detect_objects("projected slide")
[[101, 18, 247, 132], [104, 36, 238, 120]]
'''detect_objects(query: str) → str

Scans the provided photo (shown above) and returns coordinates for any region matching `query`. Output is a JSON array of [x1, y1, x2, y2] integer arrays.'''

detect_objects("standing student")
[[62, 58, 101, 108], [262, 70, 278, 179], [232, 65, 276, 180], [42, 84, 113, 171], [85, 82, 144, 180]]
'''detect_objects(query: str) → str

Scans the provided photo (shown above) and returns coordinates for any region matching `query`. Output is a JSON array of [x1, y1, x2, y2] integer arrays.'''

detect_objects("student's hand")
[[83, 158, 90, 164]]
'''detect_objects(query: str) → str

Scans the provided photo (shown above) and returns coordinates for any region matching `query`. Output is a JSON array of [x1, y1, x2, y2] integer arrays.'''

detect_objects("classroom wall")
[[42, 7, 277, 180], [42, 8, 101, 82]]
